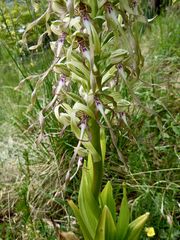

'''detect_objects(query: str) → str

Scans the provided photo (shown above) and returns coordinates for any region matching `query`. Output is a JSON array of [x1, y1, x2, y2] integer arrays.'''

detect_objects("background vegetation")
[[0, 1, 179, 239]]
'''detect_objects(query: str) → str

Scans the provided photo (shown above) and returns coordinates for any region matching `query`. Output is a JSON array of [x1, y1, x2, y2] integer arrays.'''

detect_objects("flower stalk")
[[18, 0, 151, 239]]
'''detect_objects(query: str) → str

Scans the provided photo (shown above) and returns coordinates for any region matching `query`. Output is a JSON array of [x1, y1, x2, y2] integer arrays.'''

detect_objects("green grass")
[[0, 4, 180, 240], [128, 7, 180, 239], [99, 6, 180, 240]]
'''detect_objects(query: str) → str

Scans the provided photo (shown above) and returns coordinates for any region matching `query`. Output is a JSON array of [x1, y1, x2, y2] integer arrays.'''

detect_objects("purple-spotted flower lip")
[[94, 96, 101, 107], [94, 97, 104, 113], [76, 37, 90, 62], [58, 32, 67, 43], [105, 3, 113, 14], [117, 63, 123, 70], [54, 74, 66, 95], [59, 74, 66, 84], [77, 38, 88, 52], [117, 64, 125, 75], [82, 13, 91, 33], [79, 115, 88, 128], [82, 14, 90, 22], [55, 32, 67, 58], [118, 112, 125, 118], [132, 0, 138, 8], [82, 46, 88, 52]]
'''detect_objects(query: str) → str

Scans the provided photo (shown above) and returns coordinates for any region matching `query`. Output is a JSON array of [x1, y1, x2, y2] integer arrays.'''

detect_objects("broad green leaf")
[[116, 183, 129, 240], [87, 154, 94, 183], [78, 165, 100, 239], [68, 200, 93, 240], [94, 205, 116, 240], [125, 212, 150, 240], [100, 181, 116, 222]]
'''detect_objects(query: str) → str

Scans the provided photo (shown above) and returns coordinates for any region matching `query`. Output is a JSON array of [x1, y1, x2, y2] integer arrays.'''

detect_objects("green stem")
[[92, 160, 103, 199], [89, 117, 103, 199]]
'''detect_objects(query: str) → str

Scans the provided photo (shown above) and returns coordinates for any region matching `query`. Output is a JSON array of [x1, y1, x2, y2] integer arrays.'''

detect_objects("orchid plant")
[[17, 0, 151, 239]]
